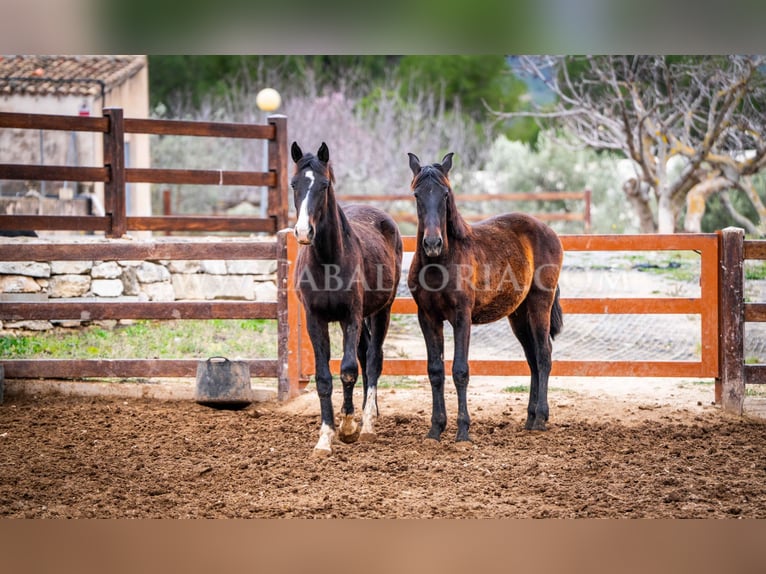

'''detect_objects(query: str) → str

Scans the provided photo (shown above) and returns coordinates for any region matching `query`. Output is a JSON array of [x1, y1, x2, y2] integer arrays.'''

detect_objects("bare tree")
[[498, 56, 766, 234]]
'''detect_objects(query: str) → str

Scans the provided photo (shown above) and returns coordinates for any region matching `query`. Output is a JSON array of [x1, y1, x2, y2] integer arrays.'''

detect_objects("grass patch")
[[626, 252, 700, 282], [0, 319, 277, 359], [502, 384, 530, 393], [745, 261, 766, 280], [305, 374, 425, 390]]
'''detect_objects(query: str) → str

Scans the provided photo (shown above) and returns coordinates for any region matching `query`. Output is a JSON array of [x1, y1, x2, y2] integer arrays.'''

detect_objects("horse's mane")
[[413, 165, 470, 240]]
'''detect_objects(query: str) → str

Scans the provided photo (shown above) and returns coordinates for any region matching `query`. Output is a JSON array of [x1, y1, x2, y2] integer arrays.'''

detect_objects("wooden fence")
[[718, 227, 766, 415], [336, 190, 592, 233], [0, 109, 293, 399], [0, 109, 289, 235], [0, 110, 761, 416]]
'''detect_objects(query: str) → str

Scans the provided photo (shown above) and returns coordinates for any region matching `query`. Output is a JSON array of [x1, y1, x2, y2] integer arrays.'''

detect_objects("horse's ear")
[[317, 142, 330, 163], [439, 152, 454, 176], [291, 142, 303, 164], [408, 153, 421, 176]]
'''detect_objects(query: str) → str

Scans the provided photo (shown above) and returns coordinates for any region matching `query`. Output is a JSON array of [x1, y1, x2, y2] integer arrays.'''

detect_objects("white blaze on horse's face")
[[295, 169, 315, 244]]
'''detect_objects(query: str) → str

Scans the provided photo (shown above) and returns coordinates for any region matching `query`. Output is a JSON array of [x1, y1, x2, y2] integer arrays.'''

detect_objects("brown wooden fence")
[[336, 190, 592, 232], [718, 227, 766, 415], [0, 110, 293, 399], [0, 109, 289, 235]]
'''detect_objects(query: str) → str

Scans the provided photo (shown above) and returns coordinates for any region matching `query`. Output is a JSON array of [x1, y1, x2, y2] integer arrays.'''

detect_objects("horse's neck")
[[447, 195, 471, 240], [312, 186, 350, 263]]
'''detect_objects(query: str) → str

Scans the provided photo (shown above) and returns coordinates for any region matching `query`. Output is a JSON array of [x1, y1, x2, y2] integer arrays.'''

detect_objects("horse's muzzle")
[[423, 234, 443, 257], [295, 225, 315, 245]]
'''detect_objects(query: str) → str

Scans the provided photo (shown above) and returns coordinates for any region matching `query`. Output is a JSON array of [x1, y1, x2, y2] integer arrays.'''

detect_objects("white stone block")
[[167, 260, 202, 274], [136, 261, 170, 283], [91, 279, 124, 297], [254, 280, 277, 301], [200, 260, 227, 275], [48, 275, 90, 298], [91, 261, 122, 279], [226, 259, 276, 275], [50, 260, 92, 274], [142, 281, 175, 301], [0, 261, 50, 277], [0, 275, 42, 293]]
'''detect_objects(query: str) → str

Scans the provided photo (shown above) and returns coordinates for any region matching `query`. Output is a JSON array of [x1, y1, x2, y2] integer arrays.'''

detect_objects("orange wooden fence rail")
[[283, 232, 720, 399]]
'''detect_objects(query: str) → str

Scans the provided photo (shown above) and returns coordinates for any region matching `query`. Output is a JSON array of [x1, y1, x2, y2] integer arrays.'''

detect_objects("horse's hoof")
[[530, 420, 547, 431], [338, 416, 359, 443], [312, 447, 332, 458], [359, 432, 377, 443], [338, 429, 360, 444], [454, 440, 474, 451], [423, 437, 440, 447]]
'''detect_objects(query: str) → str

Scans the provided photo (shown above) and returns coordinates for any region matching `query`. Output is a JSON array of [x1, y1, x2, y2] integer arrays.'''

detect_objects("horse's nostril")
[[307, 226, 315, 241], [423, 235, 443, 254]]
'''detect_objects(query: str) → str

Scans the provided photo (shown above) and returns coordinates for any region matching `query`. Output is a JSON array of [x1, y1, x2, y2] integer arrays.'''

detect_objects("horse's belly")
[[471, 289, 527, 324]]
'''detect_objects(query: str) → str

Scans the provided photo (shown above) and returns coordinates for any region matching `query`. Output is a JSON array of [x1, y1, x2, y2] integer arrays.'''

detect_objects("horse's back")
[[344, 204, 402, 252], [343, 203, 403, 314], [472, 211, 562, 264]]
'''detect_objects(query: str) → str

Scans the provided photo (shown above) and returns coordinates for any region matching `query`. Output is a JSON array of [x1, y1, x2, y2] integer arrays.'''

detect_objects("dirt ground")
[[2, 375, 766, 519]]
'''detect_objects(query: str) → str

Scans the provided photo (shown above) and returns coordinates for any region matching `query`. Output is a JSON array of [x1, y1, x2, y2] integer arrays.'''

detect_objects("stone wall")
[[0, 252, 278, 331]]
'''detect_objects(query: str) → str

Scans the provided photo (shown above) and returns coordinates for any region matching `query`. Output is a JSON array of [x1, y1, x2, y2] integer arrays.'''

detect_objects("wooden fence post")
[[267, 114, 289, 231], [718, 226, 745, 415], [276, 230, 291, 401], [103, 108, 126, 238], [583, 188, 592, 233]]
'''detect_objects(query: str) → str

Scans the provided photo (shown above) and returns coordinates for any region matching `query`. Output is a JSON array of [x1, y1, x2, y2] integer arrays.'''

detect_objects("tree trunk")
[[622, 178, 656, 233], [657, 193, 678, 234], [683, 175, 733, 233], [719, 190, 758, 235], [738, 179, 766, 236]]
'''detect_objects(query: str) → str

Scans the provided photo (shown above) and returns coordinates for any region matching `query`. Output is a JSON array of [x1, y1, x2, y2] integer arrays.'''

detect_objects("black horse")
[[291, 142, 403, 456], [407, 152, 563, 444]]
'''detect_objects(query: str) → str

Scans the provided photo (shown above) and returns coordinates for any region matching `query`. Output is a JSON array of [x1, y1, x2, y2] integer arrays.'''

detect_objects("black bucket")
[[195, 357, 252, 410]]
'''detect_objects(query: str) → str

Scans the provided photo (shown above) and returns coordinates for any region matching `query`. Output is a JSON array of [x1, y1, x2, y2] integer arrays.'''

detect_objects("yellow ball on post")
[[256, 88, 281, 112]]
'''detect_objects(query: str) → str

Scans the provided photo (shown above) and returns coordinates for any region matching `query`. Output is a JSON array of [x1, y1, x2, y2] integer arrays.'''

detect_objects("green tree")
[[397, 55, 535, 141]]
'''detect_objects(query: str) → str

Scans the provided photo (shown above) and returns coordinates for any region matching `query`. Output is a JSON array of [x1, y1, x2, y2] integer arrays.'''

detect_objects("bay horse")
[[291, 142, 403, 456], [407, 152, 563, 444]]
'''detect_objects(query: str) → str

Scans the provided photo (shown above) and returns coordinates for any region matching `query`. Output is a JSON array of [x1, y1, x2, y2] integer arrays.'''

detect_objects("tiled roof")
[[0, 55, 146, 97]]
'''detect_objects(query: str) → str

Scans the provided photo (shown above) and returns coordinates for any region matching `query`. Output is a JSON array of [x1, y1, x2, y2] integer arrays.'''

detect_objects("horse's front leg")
[[452, 310, 472, 444], [337, 316, 361, 444], [359, 309, 392, 442], [306, 315, 335, 456], [417, 309, 446, 441]]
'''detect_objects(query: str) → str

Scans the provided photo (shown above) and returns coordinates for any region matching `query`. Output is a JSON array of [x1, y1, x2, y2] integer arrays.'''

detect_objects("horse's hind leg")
[[359, 308, 391, 442], [509, 296, 554, 431], [357, 319, 370, 409], [338, 317, 362, 444]]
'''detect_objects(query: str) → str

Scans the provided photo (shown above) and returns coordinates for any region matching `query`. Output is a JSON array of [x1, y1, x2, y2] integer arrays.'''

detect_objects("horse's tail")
[[550, 284, 563, 340]]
